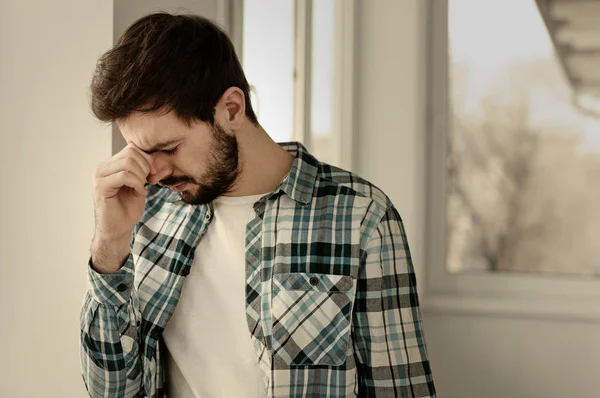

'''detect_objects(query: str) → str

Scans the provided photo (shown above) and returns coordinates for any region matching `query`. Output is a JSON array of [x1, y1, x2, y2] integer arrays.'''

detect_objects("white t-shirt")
[[162, 193, 269, 398]]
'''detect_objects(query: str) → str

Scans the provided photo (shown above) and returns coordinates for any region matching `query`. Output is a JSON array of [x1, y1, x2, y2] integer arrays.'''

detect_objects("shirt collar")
[[163, 141, 319, 206], [270, 141, 319, 205]]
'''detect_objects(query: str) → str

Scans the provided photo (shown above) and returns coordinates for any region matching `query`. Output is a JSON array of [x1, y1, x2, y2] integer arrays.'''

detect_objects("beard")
[[163, 122, 240, 206]]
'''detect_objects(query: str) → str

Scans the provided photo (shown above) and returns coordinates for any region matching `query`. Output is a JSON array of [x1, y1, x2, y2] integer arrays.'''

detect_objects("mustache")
[[160, 178, 192, 186]]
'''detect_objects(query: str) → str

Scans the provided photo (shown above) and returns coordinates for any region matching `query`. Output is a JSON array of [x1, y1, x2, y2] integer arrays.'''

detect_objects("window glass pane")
[[310, 0, 339, 166], [243, 0, 295, 142], [447, 0, 600, 276]]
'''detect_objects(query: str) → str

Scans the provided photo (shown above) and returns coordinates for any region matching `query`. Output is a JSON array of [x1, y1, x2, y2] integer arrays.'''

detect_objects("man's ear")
[[216, 87, 246, 130]]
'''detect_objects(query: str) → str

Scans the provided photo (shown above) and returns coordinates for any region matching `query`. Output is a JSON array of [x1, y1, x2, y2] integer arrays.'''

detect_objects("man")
[[80, 12, 436, 398]]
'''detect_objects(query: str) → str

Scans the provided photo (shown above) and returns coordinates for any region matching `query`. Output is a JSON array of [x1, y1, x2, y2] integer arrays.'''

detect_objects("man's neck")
[[224, 124, 295, 197]]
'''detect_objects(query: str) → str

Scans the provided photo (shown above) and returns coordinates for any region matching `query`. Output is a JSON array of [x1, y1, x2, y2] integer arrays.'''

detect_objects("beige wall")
[[0, 1, 223, 396], [425, 313, 600, 397], [0, 1, 113, 396]]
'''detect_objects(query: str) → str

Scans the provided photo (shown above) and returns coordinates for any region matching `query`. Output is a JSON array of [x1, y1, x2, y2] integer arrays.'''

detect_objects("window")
[[242, 0, 295, 143], [446, 0, 600, 277], [242, 0, 355, 169], [424, 0, 600, 319]]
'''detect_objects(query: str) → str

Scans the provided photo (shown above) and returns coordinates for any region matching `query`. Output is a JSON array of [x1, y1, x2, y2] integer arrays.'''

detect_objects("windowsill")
[[422, 268, 600, 323], [421, 292, 600, 323]]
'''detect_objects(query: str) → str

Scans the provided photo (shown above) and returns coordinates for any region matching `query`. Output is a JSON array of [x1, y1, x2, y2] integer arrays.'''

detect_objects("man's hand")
[[90, 142, 154, 273]]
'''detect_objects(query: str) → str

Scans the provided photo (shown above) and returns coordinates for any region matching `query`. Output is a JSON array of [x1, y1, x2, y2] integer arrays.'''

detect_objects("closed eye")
[[163, 146, 179, 156]]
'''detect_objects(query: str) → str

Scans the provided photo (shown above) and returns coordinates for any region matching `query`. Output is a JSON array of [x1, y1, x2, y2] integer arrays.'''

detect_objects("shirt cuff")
[[87, 254, 135, 306]]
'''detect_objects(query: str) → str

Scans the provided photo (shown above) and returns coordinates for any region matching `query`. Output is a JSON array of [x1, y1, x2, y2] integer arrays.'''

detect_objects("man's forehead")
[[117, 113, 182, 153]]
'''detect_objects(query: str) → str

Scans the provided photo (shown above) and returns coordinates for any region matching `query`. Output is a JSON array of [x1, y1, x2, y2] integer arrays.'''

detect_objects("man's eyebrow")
[[138, 139, 182, 154]]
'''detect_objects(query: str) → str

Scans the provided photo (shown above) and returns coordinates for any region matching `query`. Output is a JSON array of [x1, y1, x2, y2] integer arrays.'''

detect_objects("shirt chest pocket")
[[270, 272, 354, 367]]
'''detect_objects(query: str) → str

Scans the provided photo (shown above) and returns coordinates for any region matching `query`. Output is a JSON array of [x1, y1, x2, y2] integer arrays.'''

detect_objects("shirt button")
[[117, 283, 128, 292], [309, 276, 319, 286], [205, 212, 212, 221]]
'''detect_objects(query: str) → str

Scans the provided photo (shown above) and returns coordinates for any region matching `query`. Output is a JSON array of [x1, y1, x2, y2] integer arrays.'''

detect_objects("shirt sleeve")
[[352, 205, 436, 397], [80, 249, 144, 397]]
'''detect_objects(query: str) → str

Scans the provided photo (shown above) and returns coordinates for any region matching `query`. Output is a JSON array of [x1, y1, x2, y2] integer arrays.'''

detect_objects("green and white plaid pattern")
[[80, 142, 436, 397]]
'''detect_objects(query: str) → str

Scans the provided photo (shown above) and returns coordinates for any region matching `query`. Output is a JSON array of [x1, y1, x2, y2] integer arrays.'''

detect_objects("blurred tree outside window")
[[447, 0, 600, 276]]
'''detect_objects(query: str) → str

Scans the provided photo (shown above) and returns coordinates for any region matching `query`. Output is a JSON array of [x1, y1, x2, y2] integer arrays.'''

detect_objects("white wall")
[[0, 1, 113, 396], [354, 1, 600, 397]]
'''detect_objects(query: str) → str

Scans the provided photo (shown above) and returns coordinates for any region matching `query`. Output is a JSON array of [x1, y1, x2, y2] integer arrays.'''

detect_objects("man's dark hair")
[[90, 12, 257, 126]]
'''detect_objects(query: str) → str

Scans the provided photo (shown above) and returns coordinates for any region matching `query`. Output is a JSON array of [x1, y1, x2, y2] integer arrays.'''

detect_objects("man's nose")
[[146, 158, 172, 185]]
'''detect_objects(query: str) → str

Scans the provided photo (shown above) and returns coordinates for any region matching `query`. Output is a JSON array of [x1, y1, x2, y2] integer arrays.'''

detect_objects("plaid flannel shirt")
[[80, 141, 435, 397]]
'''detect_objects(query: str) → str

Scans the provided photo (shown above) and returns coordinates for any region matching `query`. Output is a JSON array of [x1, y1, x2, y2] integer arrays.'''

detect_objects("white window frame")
[[218, 0, 245, 69], [227, 0, 356, 171], [422, 0, 600, 322]]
